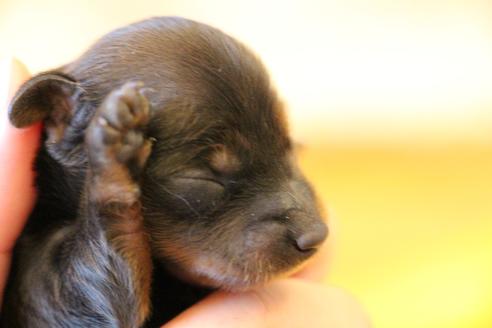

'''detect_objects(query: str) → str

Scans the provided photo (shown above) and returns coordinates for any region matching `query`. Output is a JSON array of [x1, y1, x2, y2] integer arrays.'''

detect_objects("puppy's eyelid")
[[174, 176, 225, 188], [173, 168, 225, 186]]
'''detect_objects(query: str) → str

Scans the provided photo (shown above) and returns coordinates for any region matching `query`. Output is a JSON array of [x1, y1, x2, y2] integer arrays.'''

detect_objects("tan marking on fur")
[[106, 202, 152, 326], [209, 145, 241, 175], [89, 164, 152, 324], [90, 166, 139, 205]]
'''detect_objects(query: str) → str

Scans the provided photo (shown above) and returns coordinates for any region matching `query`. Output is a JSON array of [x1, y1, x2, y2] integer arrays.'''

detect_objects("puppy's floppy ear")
[[8, 71, 79, 128]]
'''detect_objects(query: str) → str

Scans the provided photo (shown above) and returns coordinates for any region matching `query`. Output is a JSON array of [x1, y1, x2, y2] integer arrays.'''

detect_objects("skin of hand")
[[0, 58, 40, 306], [0, 59, 370, 327]]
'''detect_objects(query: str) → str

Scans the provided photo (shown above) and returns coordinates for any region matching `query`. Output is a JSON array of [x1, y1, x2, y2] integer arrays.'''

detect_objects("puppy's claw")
[[137, 139, 153, 169], [98, 117, 108, 126]]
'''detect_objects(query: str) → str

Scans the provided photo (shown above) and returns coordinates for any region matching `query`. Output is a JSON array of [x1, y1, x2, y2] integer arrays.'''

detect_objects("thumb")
[[163, 279, 371, 328]]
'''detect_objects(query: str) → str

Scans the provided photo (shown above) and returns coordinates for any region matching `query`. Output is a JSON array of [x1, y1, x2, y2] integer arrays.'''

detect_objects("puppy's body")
[[2, 17, 328, 327]]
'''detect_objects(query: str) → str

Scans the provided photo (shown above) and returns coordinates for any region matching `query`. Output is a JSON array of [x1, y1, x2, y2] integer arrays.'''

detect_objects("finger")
[[0, 58, 40, 299], [163, 279, 371, 328], [163, 289, 267, 328]]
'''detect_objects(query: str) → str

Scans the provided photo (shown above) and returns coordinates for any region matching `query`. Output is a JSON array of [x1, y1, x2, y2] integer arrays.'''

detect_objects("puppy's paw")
[[85, 83, 153, 324], [87, 81, 152, 176]]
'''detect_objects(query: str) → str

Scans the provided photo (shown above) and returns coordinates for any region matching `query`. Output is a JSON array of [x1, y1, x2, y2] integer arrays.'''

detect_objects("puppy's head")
[[9, 17, 328, 291]]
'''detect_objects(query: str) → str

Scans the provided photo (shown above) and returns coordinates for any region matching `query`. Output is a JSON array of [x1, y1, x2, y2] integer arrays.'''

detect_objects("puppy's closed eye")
[[162, 169, 225, 216]]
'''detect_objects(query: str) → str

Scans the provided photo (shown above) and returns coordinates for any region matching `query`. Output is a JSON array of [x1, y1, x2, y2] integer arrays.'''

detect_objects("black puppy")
[[1, 17, 328, 327]]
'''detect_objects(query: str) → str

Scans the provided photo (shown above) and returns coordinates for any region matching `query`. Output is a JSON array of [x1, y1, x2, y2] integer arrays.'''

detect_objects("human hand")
[[0, 58, 41, 305], [163, 220, 371, 327]]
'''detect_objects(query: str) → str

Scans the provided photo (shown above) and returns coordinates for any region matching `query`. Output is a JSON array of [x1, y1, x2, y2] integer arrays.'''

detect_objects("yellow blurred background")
[[1, 1, 491, 327]]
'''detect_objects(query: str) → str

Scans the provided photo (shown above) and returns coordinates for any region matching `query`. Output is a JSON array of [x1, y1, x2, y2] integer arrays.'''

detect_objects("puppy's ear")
[[8, 72, 79, 128]]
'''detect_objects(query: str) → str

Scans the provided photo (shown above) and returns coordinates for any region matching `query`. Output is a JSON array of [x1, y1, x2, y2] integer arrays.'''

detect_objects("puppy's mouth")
[[150, 212, 328, 291], [162, 251, 313, 292]]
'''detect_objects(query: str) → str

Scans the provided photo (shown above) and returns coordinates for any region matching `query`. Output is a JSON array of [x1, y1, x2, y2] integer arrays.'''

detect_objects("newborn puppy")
[[1, 17, 328, 327]]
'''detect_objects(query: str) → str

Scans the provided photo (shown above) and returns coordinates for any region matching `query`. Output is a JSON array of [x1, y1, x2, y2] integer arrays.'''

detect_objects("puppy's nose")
[[295, 224, 328, 252]]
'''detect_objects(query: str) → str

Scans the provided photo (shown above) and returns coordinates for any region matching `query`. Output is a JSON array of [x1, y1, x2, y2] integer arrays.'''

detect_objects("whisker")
[[159, 185, 201, 218], [285, 191, 300, 208]]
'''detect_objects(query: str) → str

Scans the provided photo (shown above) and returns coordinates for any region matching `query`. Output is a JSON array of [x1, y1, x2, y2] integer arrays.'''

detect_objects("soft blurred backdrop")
[[1, 1, 491, 327]]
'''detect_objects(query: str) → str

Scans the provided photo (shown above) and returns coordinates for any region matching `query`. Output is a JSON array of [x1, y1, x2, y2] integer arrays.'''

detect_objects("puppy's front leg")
[[85, 81, 153, 325]]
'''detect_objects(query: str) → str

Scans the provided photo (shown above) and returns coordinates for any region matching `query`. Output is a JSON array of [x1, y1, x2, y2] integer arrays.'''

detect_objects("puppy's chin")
[[162, 253, 311, 292]]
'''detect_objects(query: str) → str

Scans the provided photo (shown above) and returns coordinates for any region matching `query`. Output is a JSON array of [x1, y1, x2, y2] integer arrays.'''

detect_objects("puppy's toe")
[[87, 82, 152, 172], [117, 130, 145, 163], [100, 81, 149, 131]]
